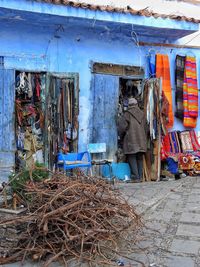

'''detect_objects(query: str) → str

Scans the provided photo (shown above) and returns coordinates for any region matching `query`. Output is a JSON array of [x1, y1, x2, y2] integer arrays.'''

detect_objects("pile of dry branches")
[[0, 174, 142, 266]]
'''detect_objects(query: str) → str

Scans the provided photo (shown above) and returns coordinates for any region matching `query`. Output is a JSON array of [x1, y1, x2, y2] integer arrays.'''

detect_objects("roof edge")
[[34, 0, 200, 23]]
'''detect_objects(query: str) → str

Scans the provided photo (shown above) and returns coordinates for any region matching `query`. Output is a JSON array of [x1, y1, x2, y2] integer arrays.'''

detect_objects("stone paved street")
[[2, 176, 200, 267], [118, 176, 200, 267]]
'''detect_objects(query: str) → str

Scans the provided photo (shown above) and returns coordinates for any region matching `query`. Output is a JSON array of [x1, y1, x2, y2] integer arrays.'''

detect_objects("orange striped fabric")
[[156, 54, 174, 128], [183, 83, 197, 128], [183, 56, 198, 128]]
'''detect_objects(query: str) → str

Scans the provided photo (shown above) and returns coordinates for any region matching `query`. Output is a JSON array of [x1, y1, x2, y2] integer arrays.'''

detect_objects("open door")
[[0, 69, 15, 182]]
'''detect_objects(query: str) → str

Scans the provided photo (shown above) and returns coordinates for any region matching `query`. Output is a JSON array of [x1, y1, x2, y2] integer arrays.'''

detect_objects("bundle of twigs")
[[0, 174, 142, 266]]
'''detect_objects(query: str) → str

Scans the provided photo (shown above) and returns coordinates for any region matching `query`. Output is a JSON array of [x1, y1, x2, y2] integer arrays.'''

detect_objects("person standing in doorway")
[[118, 98, 147, 182]]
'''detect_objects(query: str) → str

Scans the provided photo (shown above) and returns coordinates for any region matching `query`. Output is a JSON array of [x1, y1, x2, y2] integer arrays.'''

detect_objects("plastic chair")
[[57, 151, 92, 175]]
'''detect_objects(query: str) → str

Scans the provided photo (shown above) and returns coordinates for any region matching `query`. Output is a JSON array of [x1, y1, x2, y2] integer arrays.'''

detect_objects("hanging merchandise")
[[45, 77, 78, 169], [27, 73, 33, 99], [35, 74, 41, 101], [147, 50, 156, 78], [189, 130, 200, 151], [16, 127, 25, 151], [175, 55, 185, 120], [156, 54, 174, 128], [16, 72, 29, 96], [183, 56, 198, 128], [145, 81, 155, 139], [15, 72, 45, 171], [160, 91, 169, 136], [168, 131, 182, 154], [179, 130, 194, 153], [143, 78, 162, 181]]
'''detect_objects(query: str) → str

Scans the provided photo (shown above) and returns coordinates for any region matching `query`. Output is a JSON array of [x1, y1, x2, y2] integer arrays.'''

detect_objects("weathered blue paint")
[[0, 69, 15, 181], [91, 74, 119, 160], [0, 1, 199, 181], [0, 0, 198, 33]]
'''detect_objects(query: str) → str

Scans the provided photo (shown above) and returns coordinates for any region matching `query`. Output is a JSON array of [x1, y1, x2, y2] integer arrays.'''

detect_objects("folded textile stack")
[[161, 130, 200, 175]]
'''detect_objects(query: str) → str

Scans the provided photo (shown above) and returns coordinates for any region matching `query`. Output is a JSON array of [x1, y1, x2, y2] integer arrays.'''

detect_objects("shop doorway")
[[90, 62, 144, 164], [15, 71, 79, 172], [117, 78, 144, 162]]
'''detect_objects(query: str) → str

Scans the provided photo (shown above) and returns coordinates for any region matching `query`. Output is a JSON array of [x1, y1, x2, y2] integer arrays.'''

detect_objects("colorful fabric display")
[[156, 54, 174, 128], [168, 131, 182, 153], [197, 131, 200, 145], [183, 56, 198, 128], [179, 131, 194, 152], [193, 158, 200, 175], [189, 130, 200, 151], [179, 154, 195, 170], [187, 156, 200, 175], [161, 92, 169, 136], [161, 134, 171, 160], [162, 134, 171, 153], [175, 55, 185, 120]]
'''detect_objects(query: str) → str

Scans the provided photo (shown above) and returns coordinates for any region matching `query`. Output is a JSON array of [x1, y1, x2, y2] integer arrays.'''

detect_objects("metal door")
[[91, 74, 119, 161], [0, 69, 15, 182]]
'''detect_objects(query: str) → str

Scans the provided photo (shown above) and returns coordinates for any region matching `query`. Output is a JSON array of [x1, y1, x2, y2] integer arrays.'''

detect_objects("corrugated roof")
[[34, 0, 200, 23]]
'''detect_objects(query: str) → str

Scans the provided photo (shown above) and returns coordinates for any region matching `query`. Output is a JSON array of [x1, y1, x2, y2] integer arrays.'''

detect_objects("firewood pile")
[[0, 174, 142, 266]]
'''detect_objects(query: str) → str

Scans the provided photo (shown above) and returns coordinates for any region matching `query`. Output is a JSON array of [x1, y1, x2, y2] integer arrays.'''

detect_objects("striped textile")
[[183, 56, 198, 128], [189, 130, 200, 151], [175, 55, 185, 120], [168, 131, 182, 153], [156, 54, 174, 128]]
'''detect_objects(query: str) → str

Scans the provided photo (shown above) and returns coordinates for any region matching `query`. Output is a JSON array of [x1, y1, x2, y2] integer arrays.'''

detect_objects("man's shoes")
[[175, 174, 181, 180], [160, 175, 169, 181]]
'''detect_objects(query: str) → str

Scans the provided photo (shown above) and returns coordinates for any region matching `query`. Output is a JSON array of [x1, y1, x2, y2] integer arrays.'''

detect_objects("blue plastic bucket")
[[102, 162, 131, 180]]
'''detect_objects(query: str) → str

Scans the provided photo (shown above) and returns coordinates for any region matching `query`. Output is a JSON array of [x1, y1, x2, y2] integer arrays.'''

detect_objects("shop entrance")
[[117, 78, 144, 162], [15, 71, 79, 172], [90, 62, 144, 166]]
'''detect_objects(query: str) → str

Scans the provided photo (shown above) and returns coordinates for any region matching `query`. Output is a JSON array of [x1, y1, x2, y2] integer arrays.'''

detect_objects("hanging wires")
[[44, 24, 64, 58], [183, 32, 200, 46], [92, 16, 96, 28], [130, 24, 142, 70]]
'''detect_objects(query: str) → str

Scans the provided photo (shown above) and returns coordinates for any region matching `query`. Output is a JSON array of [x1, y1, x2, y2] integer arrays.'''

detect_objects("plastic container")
[[102, 162, 131, 180]]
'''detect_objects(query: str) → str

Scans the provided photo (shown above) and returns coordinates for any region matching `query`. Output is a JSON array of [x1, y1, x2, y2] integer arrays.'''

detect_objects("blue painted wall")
[[0, 9, 200, 158]]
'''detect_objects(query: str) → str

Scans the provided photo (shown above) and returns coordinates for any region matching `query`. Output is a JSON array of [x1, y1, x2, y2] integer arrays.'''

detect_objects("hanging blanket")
[[183, 56, 198, 128], [156, 54, 174, 128], [190, 130, 200, 151], [175, 55, 185, 120], [179, 131, 193, 152], [168, 131, 182, 153]]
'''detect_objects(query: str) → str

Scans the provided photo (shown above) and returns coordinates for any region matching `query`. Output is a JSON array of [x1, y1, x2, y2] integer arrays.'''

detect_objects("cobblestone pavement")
[[117, 176, 200, 267], [2, 176, 200, 267]]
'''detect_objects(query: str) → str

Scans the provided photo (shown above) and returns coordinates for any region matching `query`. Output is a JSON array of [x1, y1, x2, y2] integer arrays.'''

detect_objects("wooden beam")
[[91, 62, 144, 76], [139, 41, 200, 49]]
